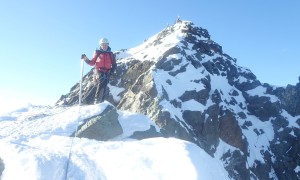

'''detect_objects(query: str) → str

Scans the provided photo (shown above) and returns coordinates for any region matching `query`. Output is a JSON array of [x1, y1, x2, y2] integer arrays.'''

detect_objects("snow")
[[107, 84, 125, 102], [117, 21, 193, 63], [281, 109, 300, 128], [181, 99, 205, 111], [214, 139, 240, 163], [0, 103, 230, 180], [246, 86, 279, 103], [296, 166, 300, 173], [241, 114, 274, 166]]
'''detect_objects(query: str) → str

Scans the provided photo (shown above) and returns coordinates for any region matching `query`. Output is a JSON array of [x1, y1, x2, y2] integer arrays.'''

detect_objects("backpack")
[[96, 51, 114, 71]]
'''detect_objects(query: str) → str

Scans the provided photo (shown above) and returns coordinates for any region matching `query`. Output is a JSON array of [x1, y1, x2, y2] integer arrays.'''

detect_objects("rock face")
[[0, 157, 4, 177], [56, 21, 300, 179], [271, 81, 300, 116], [73, 105, 123, 141]]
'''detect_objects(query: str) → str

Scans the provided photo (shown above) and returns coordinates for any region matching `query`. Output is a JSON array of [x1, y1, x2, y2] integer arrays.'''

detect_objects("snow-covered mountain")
[[1, 20, 300, 179], [57, 20, 300, 179]]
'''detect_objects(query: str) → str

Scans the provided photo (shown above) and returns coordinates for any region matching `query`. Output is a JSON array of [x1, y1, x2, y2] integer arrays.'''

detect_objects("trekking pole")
[[79, 59, 84, 105], [64, 58, 85, 180]]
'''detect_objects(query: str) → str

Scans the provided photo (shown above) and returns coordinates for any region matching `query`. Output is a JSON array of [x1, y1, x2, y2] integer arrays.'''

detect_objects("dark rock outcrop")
[[73, 105, 123, 141], [129, 125, 163, 140], [0, 157, 4, 177], [271, 81, 300, 116]]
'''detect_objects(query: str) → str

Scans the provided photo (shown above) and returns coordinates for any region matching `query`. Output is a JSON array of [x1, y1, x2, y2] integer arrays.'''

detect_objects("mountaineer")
[[81, 38, 117, 104]]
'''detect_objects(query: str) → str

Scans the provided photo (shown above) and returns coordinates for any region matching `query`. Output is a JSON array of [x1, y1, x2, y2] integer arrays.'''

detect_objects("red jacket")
[[85, 47, 116, 72]]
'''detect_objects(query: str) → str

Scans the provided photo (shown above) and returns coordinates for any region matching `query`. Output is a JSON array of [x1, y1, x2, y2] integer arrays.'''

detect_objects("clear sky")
[[0, 0, 299, 108]]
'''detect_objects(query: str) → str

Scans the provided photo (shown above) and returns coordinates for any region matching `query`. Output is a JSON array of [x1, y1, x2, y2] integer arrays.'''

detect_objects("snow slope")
[[0, 103, 230, 180]]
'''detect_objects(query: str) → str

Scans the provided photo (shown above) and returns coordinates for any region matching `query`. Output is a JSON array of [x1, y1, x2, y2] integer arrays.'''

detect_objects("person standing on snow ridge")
[[81, 38, 117, 104]]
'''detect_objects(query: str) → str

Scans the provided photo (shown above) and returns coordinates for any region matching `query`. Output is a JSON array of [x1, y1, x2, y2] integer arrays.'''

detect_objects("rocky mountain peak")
[[56, 20, 300, 180], [142, 20, 211, 49]]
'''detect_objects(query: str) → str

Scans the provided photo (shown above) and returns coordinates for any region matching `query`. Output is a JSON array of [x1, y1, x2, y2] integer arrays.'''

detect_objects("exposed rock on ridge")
[[73, 105, 123, 141], [0, 157, 4, 177]]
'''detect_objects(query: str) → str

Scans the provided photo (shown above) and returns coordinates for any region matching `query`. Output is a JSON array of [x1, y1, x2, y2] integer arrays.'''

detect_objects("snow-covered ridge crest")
[[117, 20, 210, 63], [0, 103, 230, 180]]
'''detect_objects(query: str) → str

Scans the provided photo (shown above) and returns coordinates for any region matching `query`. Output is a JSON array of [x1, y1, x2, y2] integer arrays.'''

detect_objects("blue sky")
[[0, 0, 299, 108]]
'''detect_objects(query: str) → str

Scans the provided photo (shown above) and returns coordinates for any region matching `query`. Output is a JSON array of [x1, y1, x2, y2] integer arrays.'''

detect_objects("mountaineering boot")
[[94, 98, 99, 105], [94, 98, 104, 104]]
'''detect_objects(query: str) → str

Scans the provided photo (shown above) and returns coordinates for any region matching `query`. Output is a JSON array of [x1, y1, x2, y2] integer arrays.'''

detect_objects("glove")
[[81, 54, 87, 60]]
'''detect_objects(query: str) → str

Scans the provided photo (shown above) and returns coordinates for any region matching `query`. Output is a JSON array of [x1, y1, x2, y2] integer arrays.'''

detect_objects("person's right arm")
[[81, 50, 99, 66]]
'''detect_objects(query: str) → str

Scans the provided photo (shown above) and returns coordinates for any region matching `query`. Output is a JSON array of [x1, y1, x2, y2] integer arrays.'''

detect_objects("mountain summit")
[[57, 20, 300, 179]]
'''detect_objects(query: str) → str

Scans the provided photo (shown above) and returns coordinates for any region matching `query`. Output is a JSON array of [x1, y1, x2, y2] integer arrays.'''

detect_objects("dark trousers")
[[94, 71, 109, 104]]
